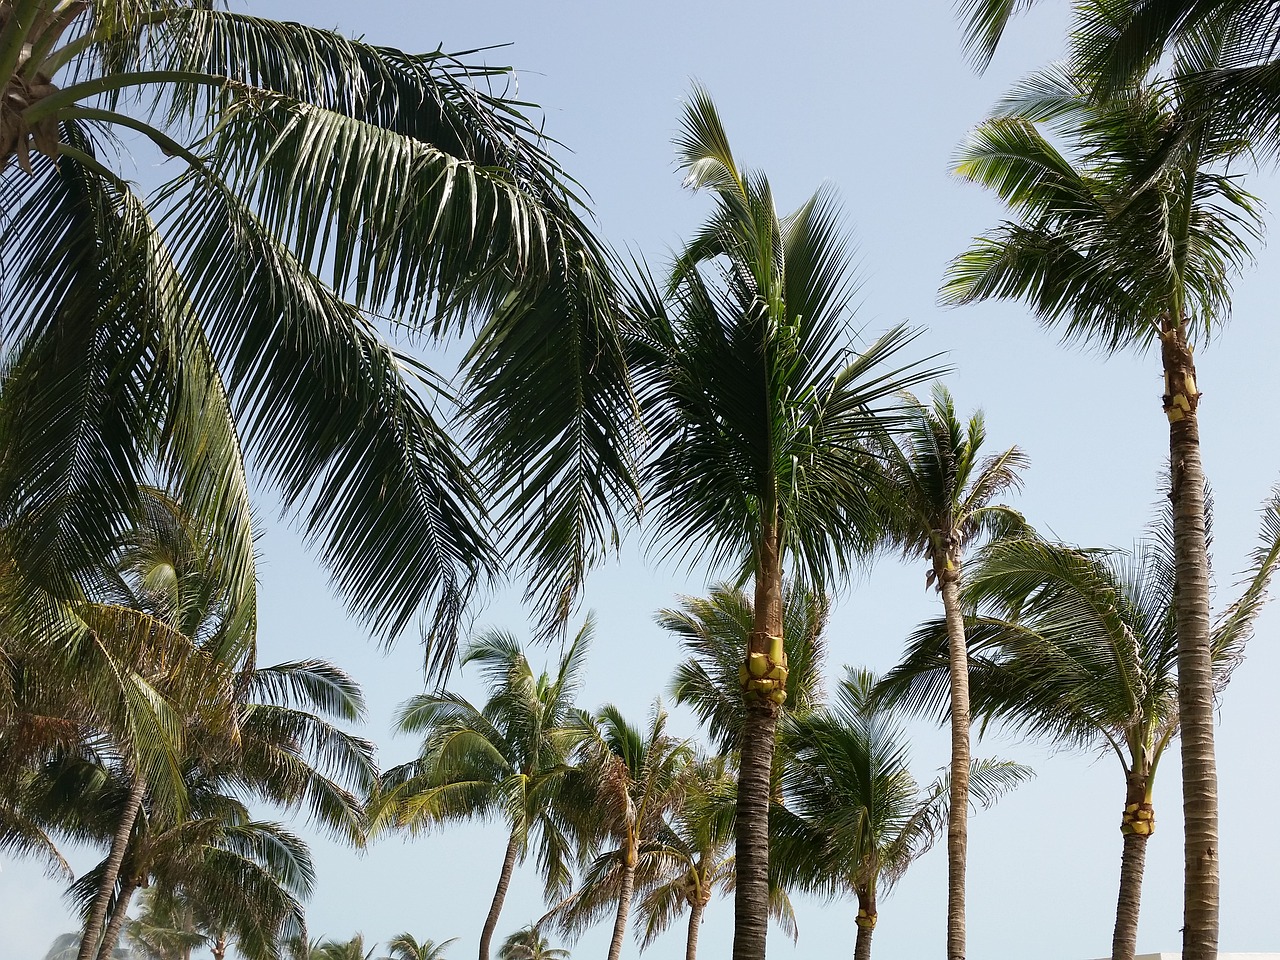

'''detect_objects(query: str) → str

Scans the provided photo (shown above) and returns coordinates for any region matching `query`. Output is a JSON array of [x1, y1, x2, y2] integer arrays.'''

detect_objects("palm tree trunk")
[[685, 896, 706, 960], [78, 770, 146, 960], [94, 878, 138, 960], [1112, 775, 1154, 960], [1161, 324, 1217, 960], [478, 828, 522, 960], [733, 520, 784, 960], [211, 933, 227, 960], [938, 567, 971, 960], [854, 889, 877, 960], [606, 860, 637, 960]]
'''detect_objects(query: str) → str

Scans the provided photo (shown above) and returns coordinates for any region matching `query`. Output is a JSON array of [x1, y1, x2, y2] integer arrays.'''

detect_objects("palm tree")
[[124, 887, 206, 960], [496, 927, 569, 960], [0, 2, 635, 670], [664, 583, 828, 758], [377, 624, 591, 960], [942, 50, 1263, 958], [541, 703, 695, 960], [310, 936, 375, 960], [869, 384, 1027, 960], [380, 934, 459, 960], [776, 669, 1029, 960], [878, 489, 1280, 960], [628, 86, 936, 960]]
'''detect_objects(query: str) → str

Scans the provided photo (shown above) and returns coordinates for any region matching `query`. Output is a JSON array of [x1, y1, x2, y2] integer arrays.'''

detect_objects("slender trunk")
[[1112, 774, 1154, 960], [606, 859, 637, 960], [733, 520, 784, 960], [94, 877, 138, 960], [685, 894, 706, 960], [211, 933, 227, 960], [1162, 325, 1217, 960], [478, 828, 522, 960], [854, 888, 877, 960], [78, 771, 146, 960], [939, 567, 971, 960]]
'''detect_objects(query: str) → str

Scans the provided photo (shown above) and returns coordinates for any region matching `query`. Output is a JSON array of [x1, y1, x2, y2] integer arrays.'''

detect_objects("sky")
[[5, 2, 1280, 959]]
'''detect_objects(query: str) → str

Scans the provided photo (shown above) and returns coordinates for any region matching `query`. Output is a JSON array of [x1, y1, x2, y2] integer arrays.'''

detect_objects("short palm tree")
[[943, 49, 1264, 958], [541, 703, 694, 960], [310, 936, 375, 960], [379, 934, 459, 960], [870, 384, 1027, 960], [378, 624, 591, 960], [663, 583, 829, 756], [629, 86, 936, 960], [776, 669, 1030, 960], [878, 489, 1280, 960], [496, 927, 568, 960]]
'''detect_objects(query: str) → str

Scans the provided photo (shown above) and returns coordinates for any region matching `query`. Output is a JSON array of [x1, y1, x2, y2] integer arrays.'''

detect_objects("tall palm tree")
[[869, 384, 1027, 960], [380, 934, 459, 960], [776, 669, 1030, 960], [377, 624, 591, 960], [878, 489, 1280, 960], [0, 2, 635, 669], [629, 86, 937, 960], [942, 48, 1263, 959], [496, 927, 569, 960], [541, 703, 695, 960]]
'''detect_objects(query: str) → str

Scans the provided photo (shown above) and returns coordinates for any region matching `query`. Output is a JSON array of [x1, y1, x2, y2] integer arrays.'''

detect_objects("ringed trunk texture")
[[939, 568, 971, 960], [853, 889, 877, 960], [478, 828, 522, 960], [732, 521, 784, 960], [685, 895, 706, 960], [606, 860, 637, 960], [1161, 325, 1217, 960], [77, 771, 146, 960], [94, 878, 138, 960], [1111, 775, 1154, 960]]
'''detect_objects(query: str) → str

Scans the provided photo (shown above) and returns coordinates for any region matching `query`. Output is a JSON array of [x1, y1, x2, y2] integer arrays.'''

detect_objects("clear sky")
[[6, 2, 1280, 959]]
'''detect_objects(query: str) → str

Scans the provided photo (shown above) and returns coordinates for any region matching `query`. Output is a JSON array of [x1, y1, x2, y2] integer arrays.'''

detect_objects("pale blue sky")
[[6, 2, 1280, 958]]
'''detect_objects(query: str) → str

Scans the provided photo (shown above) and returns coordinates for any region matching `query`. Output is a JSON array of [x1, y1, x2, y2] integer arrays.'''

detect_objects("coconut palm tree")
[[379, 935, 459, 960], [496, 927, 568, 960], [0, 1, 635, 672], [878, 489, 1280, 960], [628, 86, 936, 960], [377, 624, 591, 960], [309, 936, 375, 960], [869, 384, 1027, 960], [124, 887, 206, 960], [541, 703, 695, 960], [942, 48, 1264, 957], [663, 583, 829, 758], [775, 669, 1030, 960]]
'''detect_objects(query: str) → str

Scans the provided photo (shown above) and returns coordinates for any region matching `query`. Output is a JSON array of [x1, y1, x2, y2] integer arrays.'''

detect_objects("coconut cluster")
[[737, 635, 788, 707], [1120, 802, 1155, 837]]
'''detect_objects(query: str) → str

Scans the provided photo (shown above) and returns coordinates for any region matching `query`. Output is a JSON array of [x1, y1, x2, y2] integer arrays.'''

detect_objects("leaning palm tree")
[[776, 669, 1030, 960], [878, 489, 1280, 960], [0, 2, 635, 676], [379, 935, 458, 960], [629, 86, 936, 960], [496, 927, 568, 960], [541, 703, 695, 960], [943, 45, 1264, 958], [869, 384, 1027, 960], [377, 625, 591, 960]]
